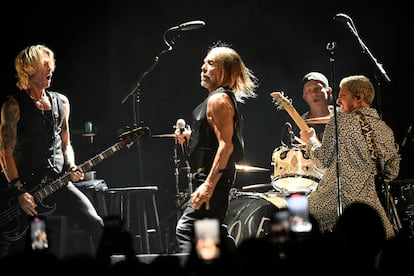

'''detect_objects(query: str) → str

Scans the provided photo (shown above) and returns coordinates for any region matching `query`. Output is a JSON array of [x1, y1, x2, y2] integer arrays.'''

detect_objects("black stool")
[[107, 186, 163, 254]]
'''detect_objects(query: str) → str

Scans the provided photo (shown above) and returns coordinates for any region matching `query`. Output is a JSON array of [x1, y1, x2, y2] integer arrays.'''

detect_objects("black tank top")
[[188, 87, 244, 173], [12, 91, 65, 180]]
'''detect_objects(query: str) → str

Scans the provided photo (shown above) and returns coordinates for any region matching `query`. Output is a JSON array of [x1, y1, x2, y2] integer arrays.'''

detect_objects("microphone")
[[175, 119, 188, 155], [175, 118, 186, 134], [333, 13, 352, 23], [286, 122, 296, 145], [168, 20, 206, 32]]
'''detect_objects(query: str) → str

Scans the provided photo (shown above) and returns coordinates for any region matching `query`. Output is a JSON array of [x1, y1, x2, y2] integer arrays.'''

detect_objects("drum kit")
[[153, 113, 414, 244], [152, 118, 327, 246], [225, 142, 325, 246]]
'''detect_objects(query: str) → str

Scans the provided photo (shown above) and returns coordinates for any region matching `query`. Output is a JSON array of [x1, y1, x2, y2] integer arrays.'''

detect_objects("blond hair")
[[15, 44, 55, 90], [208, 43, 258, 103], [339, 75, 375, 105]]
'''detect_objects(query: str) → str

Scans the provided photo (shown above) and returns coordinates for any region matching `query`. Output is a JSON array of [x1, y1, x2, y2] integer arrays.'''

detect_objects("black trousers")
[[175, 170, 236, 253]]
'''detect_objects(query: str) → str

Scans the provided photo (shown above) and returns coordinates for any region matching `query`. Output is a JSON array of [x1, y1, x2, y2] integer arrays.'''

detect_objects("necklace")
[[29, 92, 48, 111]]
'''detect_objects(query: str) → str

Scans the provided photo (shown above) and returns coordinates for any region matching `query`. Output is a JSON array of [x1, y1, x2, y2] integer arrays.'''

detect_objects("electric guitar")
[[270, 91, 321, 145], [0, 126, 150, 242]]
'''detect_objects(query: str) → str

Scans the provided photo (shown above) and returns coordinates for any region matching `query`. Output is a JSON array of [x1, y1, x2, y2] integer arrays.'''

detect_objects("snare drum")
[[271, 145, 323, 195]]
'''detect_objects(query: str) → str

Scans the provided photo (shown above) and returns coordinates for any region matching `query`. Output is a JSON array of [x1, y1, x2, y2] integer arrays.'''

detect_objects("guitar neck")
[[79, 141, 124, 173], [283, 105, 311, 132], [271, 91, 320, 145], [33, 141, 125, 201]]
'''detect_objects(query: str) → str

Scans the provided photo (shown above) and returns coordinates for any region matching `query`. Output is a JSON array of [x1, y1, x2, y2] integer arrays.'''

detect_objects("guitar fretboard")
[[33, 142, 125, 202]]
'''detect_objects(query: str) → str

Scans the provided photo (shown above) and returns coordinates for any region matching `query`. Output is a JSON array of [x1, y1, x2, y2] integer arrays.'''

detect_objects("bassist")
[[0, 45, 104, 257]]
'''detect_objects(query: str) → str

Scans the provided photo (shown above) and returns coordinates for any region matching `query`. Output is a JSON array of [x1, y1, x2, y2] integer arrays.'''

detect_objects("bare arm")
[[192, 93, 235, 210], [57, 93, 84, 181], [0, 96, 38, 215], [0, 96, 20, 182]]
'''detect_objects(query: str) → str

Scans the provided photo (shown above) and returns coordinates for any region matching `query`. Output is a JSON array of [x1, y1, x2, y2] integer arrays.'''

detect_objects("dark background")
[[1, 0, 412, 249]]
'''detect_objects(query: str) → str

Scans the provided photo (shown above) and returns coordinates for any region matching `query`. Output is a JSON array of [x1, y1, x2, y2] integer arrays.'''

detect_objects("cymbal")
[[152, 133, 176, 138], [235, 164, 270, 173], [304, 116, 330, 125], [242, 183, 272, 190]]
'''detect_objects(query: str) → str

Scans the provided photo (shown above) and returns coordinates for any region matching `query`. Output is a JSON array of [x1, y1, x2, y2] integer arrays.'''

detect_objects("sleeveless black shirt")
[[11, 91, 65, 180], [188, 87, 244, 173]]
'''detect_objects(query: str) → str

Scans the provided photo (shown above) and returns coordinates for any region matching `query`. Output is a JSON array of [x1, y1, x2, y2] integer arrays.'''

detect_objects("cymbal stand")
[[383, 183, 403, 233], [173, 140, 193, 210], [177, 160, 192, 209], [184, 160, 193, 195], [173, 139, 182, 208]]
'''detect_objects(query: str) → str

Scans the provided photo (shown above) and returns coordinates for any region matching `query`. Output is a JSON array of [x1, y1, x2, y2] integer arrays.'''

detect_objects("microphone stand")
[[120, 28, 179, 105], [326, 41, 343, 217], [344, 19, 391, 84], [119, 28, 182, 184], [341, 16, 402, 230], [173, 139, 181, 208], [343, 16, 391, 119]]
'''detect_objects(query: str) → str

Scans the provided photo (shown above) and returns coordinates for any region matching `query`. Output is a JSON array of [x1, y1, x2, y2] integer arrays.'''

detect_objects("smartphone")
[[194, 218, 221, 262], [30, 216, 49, 250], [287, 193, 312, 233]]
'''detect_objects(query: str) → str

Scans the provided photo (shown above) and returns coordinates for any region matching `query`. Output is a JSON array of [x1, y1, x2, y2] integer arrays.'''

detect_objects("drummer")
[[301, 72, 334, 142]]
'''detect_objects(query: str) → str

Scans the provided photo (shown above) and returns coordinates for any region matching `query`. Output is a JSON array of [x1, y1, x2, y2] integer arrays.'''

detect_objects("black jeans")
[[175, 170, 236, 253]]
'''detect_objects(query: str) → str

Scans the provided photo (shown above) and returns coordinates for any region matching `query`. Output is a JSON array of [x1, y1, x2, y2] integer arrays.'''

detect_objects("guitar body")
[[0, 126, 150, 243], [0, 184, 56, 242]]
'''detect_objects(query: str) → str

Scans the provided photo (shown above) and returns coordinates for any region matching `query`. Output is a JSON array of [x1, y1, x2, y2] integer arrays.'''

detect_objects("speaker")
[[46, 215, 67, 259]]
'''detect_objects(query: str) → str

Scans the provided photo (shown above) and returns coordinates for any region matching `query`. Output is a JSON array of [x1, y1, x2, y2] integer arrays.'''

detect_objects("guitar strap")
[[48, 91, 59, 171], [355, 110, 383, 185], [355, 111, 403, 232]]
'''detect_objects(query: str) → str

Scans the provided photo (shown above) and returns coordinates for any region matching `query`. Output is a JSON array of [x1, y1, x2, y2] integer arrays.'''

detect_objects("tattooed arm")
[[0, 96, 38, 215]]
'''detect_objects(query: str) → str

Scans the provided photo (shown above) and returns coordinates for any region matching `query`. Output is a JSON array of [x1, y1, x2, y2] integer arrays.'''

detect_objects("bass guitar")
[[0, 126, 150, 242]]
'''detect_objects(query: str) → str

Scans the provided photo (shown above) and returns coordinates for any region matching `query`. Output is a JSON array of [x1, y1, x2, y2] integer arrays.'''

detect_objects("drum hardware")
[[381, 183, 403, 234], [229, 188, 263, 200], [166, 130, 192, 214], [389, 179, 414, 237], [151, 133, 176, 138]]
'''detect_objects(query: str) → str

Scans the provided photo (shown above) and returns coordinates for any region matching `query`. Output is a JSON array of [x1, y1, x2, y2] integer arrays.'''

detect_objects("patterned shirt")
[[307, 107, 400, 238]]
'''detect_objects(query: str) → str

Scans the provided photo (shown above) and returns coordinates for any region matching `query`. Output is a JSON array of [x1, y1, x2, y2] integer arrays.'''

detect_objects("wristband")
[[214, 168, 227, 174], [9, 178, 21, 186], [9, 178, 27, 195]]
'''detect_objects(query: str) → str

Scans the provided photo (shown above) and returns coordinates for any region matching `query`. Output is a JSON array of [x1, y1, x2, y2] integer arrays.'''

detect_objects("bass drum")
[[225, 191, 287, 246]]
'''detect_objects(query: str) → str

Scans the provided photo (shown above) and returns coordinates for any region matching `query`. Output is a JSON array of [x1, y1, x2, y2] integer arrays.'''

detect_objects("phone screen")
[[194, 218, 221, 262], [287, 193, 312, 233], [30, 216, 49, 250]]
